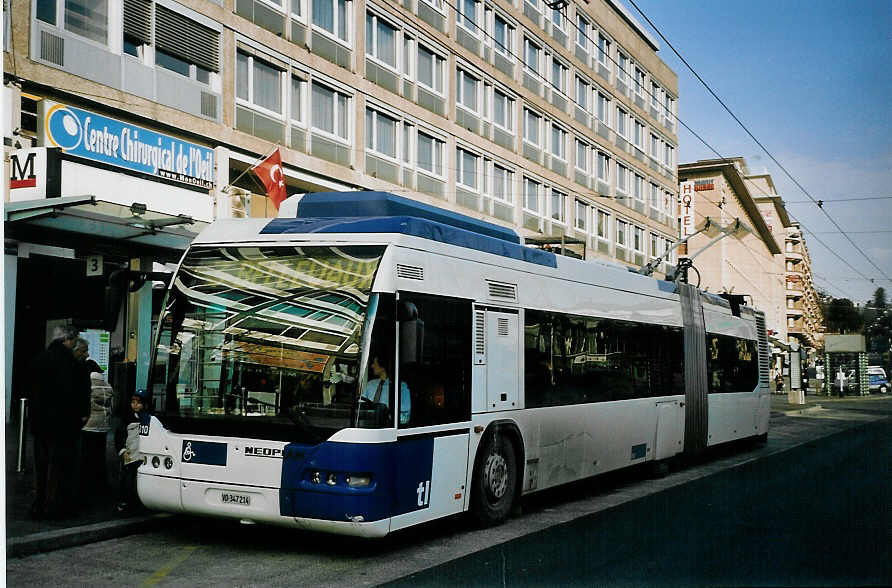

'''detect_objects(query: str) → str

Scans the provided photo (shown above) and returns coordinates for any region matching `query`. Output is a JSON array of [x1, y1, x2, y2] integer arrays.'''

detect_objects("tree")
[[864, 308, 892, 354], [824, 298, 864, 334], [871, 287, 887, 309]]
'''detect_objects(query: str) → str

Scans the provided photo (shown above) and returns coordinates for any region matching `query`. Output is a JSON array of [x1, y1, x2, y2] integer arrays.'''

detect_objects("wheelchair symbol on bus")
[[183, 442, 196, 462]]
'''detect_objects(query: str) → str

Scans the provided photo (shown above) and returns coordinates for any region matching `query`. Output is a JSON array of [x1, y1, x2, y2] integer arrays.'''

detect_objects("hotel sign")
[[680, 181, 695, 239], [41, 101, 214, 190]]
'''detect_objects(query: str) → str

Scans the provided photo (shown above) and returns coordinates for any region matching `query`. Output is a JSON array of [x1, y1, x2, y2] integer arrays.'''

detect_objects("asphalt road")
[[391, 420, 892, 587], [6, 399, 891, 587]]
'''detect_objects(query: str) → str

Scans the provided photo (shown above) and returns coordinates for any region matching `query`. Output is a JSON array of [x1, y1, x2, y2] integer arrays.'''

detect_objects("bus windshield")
[[150, 245, 388, 442]]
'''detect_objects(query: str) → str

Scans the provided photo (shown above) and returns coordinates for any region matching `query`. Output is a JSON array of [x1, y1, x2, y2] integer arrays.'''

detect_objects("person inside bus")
[[361, 355, 411, 425]]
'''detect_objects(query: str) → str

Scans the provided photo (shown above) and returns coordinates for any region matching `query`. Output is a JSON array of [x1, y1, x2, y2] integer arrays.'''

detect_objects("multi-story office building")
[[3, 0, 679, 416], [783, 222, 824, 351]]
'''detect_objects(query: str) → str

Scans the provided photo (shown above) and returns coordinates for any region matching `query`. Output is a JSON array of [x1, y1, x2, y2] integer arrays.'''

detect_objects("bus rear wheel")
[[471, 434, 517, 526]]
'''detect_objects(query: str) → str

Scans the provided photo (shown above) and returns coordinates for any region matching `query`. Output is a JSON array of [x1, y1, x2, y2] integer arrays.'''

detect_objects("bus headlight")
[[345, 474, 371, 488], [311, 471, 321, 484], [164, 457, 174, 470], [151, 456, 160, 468], [326, 473, 337, 486]]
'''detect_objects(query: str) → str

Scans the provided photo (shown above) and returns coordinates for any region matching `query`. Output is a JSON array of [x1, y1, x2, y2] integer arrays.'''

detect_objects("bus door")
[[391, 293, 473, 529]]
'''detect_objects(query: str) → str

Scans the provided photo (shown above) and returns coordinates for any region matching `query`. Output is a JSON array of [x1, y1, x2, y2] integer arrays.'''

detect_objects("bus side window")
[[398, 293, 472, 428]]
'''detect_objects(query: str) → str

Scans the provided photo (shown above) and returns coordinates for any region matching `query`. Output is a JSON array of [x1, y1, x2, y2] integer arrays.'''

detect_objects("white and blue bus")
[[139, 191, 770, 537]]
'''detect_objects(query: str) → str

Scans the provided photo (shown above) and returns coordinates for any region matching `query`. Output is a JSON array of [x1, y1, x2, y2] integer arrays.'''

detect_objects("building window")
[[616, 163, 628, 193], [122, 2, 219, 85], [551, 189, 566, 223], [634, 174, 644, 202], [651, 81, 661, 108], [419, 0, 444, 12], [634, 67, 645, 97], [491, 163, 513, 203], [313, 0, 350, 43], [457, 147, 480, 190], [237, 51, 283, 115], [616, 219, 628, 247], [416, 130, 444, 176], [550, 6, 565, 31], [597, 92, 609, 126], [37, 0, 109, 44], [650, 183, 660, 210], [650, 133, 660, 159], [597, 151, 609, 182], [524, 108, 541, 147], [457, 68, 481, 114], [633, 226, 644, 252], [366, 108, 398, 159], [597, 33, 610, 67], [616, 52, 629, 85], [575, 200, 588, 232], [524, 37, 540, 74], [551, 58, 568, 94], [664, 95, 675, 123], [597, 210, 610, 240], [664, 143, 674, 168], [417, 43, 445, 94], [650, 233, 659, 259], [492, 13, 513, 55], [633, 119, 644, 149], [523, 177, 541, 213], [459, 0, 480, 34], [575, 76, 589, 112], [311, 81, 350, 140], [616, 107, 627, 138], [291, 0, 306, 20], [290, 75, 305, 123], [366, 12, 397, 69], [551, 124, 567, 161], [575, 138, 589, 173], [492, 88, 515, 131], [576, 14, 589, 51]]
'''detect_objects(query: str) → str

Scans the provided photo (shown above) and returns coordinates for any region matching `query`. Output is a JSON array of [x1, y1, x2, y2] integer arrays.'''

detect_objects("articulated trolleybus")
[[139, 191, 770, 537]]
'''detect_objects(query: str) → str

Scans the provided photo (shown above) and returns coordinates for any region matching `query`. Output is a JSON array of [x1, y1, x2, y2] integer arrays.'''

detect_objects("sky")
[[627, 0, 892, 305]]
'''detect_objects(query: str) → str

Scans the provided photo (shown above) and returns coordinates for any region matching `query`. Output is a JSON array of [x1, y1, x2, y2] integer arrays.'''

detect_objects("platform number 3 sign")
[[86, 255, 103, 277]]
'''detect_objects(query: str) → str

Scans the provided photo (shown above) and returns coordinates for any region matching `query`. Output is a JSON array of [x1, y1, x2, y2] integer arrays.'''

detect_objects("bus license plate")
[[221, 492, 250, 506]]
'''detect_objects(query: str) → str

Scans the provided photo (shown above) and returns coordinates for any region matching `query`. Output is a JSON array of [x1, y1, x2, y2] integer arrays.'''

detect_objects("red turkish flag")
[[252, 149, 287, 210]]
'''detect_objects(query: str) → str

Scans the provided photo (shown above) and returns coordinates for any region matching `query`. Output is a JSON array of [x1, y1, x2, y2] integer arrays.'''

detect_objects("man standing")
[[29, 326, 90, 519]]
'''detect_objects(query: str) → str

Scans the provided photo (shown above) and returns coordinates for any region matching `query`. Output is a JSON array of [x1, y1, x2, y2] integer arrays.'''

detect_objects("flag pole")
[[221, 145, 280, 193]]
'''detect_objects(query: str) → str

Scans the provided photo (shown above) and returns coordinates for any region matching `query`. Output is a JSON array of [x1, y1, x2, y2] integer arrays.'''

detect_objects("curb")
[[7, 513, 172, 558]]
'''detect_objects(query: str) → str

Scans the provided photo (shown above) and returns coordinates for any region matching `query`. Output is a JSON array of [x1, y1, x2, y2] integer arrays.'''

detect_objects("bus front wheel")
[[471, 434, 517, 525]]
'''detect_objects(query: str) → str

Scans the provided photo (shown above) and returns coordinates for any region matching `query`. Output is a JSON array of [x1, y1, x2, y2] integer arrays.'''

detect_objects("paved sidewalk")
[[5, 392, 888, 558], [5, 425, 167, 557]]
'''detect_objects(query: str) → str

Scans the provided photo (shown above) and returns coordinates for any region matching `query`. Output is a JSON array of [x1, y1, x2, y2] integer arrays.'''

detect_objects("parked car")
[[868, 366, 888, 394]]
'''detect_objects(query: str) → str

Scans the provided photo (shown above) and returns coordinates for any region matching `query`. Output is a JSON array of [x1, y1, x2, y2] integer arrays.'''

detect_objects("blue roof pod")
[[261, 215, 557, 268], [292, 191, 520, 244]]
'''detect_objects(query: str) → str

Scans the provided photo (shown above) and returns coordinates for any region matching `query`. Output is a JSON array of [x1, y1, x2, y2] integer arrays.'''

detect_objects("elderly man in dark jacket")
[[29, 325, 90, 519]]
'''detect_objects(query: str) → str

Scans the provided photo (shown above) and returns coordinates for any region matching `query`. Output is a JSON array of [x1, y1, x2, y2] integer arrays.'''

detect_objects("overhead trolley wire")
[[624, 0, 892, 284]]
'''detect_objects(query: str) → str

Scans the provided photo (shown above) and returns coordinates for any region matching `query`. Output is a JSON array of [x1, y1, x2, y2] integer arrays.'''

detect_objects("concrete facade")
[[4, 0, 680, 265]]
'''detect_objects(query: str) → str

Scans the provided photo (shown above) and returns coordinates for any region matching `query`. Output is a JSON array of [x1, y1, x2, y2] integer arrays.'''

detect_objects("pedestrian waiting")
[[115, 388, 149, 514]]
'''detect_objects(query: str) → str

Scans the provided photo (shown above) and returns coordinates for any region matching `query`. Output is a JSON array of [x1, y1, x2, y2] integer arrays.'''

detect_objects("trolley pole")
[[17, 398, 28, 473]]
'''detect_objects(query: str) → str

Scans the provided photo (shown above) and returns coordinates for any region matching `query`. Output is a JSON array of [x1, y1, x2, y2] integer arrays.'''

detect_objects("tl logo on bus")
[[416, 480, 431, 507]]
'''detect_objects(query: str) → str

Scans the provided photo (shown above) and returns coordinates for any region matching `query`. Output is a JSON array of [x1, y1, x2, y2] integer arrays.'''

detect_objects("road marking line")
[[142, 545, 199, 586]]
